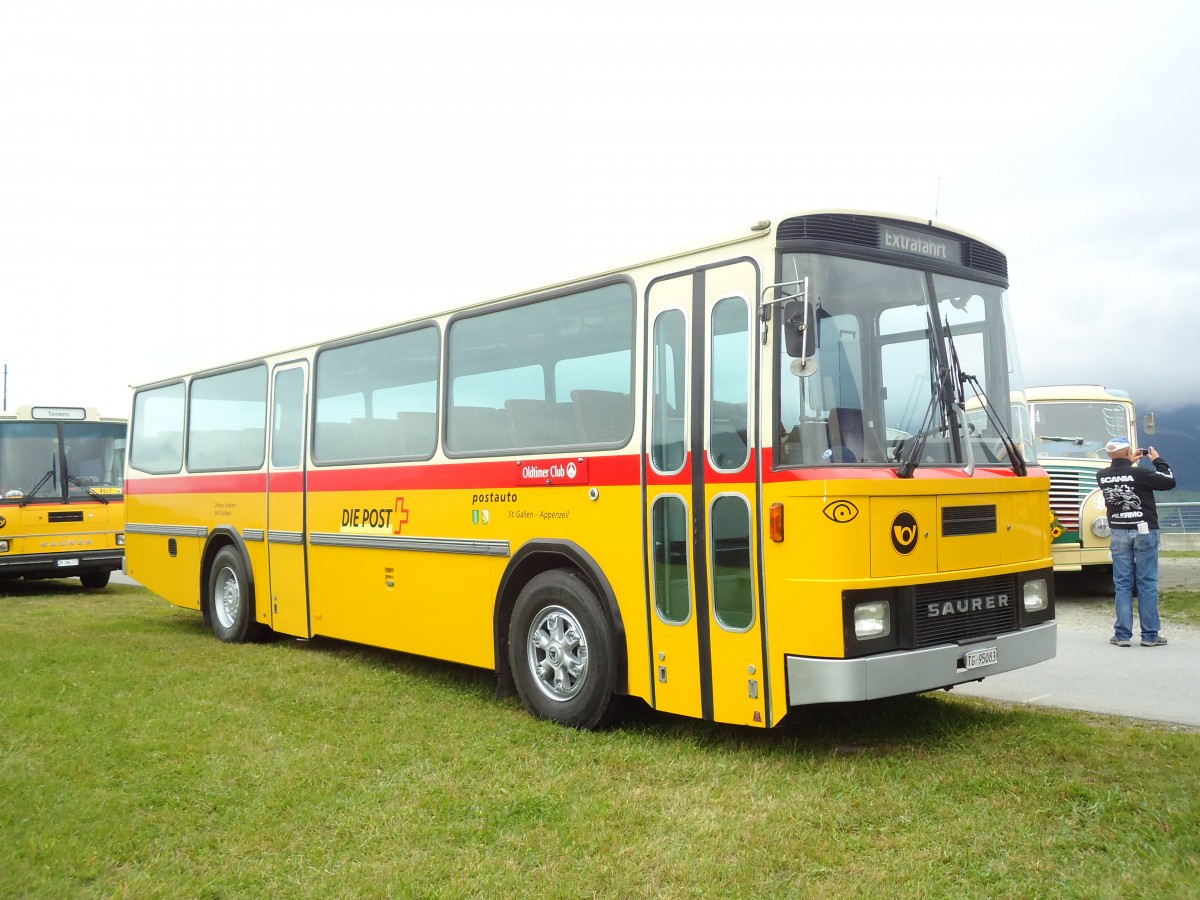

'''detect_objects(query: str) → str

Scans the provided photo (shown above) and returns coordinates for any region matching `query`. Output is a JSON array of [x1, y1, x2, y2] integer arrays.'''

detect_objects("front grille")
[[48, 511, 85, 523], [1047, 467, 1095, 530], [913, 574, 1018, 646], [942, 504, 997, 536]]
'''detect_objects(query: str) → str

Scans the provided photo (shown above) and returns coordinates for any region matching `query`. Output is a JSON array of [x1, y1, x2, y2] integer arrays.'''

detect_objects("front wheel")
[[508, 570, 619, 730], [80, 570, 111, 589], [207, 546, 263, 643]]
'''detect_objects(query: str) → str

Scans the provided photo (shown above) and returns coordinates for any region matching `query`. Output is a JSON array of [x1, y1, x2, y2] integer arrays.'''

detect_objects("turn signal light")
[[770, 503, 784, 542]]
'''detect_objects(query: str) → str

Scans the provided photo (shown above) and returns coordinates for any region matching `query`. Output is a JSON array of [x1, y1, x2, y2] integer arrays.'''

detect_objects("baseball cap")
[[1105, 437, 1132, 453]]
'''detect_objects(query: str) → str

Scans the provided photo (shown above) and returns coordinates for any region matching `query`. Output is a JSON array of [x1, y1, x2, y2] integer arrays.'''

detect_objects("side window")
[[313, 326, 439, 464], [709, 297, 749, 471], [651, 309, 687, 473], [187, 366, 268, 472], [556, 350, 634, 446], [651, 495, 691, 624], [446, 282, 634, 454], [711, 494, 753, 630], [271, 367, 306, 469], [130, 382, 185, 475]]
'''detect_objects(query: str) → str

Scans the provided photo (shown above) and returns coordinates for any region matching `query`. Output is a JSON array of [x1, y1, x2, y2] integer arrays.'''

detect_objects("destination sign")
[[881, 225, 960, 263], [31, 406, 87, 420]]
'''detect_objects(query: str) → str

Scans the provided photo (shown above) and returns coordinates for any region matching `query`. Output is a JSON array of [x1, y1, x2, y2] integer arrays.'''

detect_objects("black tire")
[[80, 570, 111, 589], [508, 569, 619, 730], [207, 546, 263, 643]]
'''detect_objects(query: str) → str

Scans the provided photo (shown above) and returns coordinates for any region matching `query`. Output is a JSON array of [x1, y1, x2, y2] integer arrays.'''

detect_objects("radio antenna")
[[934, 177, 941, 221]]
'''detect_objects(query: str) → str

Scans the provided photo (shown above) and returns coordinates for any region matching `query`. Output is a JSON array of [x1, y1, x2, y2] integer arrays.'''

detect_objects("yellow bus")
[[125, 211, 1056, 729], [0, 405, 126, 588], [1026, 385, 1137, 573]]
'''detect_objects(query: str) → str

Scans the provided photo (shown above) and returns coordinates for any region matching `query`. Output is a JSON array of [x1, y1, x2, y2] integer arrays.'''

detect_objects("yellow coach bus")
[[125, 211, 1056, 729], [0, 405, 126, 588]]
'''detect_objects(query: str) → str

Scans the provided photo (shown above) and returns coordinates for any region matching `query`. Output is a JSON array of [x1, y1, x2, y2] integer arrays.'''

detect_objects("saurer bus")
[[1026, 385, 1138, 574], [124, 211, 1056, 729], [0, 405, 126, 588]]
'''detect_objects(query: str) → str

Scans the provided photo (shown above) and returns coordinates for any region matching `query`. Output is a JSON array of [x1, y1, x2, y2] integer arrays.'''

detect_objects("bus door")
[[645, 259, 766, 726], [266, 362, 311, 638]]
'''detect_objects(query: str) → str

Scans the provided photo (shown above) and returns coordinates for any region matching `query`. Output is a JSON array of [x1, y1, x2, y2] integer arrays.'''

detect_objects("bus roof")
[[1024, 385, 1132, 403], [129, 208, 1004, 392], [1, 405, 126, 423]]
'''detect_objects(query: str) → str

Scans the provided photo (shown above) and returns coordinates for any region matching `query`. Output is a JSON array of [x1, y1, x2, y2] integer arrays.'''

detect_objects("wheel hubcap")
[[526, 605, 588, 702], [214, 566, 241, 629]]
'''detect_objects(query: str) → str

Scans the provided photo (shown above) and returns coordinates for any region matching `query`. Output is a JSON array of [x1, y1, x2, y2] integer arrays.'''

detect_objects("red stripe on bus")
[[126, 472, 267, 495], [760, 448, 1036, 481], [127, 455, 644, 495]]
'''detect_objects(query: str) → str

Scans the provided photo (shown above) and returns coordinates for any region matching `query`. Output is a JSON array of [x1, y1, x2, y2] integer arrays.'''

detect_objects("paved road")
[[951, 623, 1200, 728], [954, 561, 1200, 728]]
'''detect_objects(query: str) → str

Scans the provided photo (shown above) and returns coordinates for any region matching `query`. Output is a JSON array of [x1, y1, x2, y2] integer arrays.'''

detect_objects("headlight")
[[854, 600, 891, 639], [0, 540, 8, 552], [116, 533, 125, 547], [1023, 578, 1049, 612], [1091, 516, 1110, 538]]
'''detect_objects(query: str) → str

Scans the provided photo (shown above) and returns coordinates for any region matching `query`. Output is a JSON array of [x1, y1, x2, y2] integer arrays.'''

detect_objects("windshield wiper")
[[1039, 435, 1084, 444], [943, 317, 1027, 477], [66, 474, 110, 504], [19, 471, 55, 506], [895, 394, 942, 478], [19, 455, 59, 507], [896, 312, 954, 478]]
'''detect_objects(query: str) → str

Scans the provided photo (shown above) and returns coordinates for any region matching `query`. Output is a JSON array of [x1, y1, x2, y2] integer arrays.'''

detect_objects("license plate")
[[57, 558, 80, 568], [964, 647, 998, 670]]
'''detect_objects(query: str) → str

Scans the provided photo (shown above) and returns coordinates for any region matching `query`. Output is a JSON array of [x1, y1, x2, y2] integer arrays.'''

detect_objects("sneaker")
[[1141, 636, 1168, 647], [1110, 636, 1131, 647]]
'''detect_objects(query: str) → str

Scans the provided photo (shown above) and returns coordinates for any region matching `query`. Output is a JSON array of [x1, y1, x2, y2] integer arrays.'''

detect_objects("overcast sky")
[[3, 1, 1198, 419]]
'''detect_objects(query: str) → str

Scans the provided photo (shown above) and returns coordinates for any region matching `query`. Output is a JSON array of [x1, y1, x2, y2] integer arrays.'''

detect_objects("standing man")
[[1097, 437, 1176, 647]]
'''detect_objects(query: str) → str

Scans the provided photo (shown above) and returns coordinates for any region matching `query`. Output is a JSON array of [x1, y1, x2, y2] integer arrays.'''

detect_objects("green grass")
[[3, 583, 1198, 898], [1159, 590, 1200, 627]]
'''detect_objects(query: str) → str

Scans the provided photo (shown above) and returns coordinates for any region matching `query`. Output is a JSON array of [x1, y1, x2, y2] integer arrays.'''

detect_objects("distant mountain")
[[1138, 402, 1200, 493]]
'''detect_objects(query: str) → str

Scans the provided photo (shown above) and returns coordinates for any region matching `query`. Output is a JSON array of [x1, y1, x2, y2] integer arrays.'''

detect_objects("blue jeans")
[[1110, 528, 1162, 642]]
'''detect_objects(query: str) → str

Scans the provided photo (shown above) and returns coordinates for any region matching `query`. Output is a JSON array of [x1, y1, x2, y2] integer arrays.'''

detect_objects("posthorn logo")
[[891, 512, 919, 554]]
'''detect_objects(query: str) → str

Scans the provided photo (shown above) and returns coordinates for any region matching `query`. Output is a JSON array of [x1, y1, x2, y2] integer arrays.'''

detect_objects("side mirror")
[[782, 299, 817, 359], [1143, 412, 1156, 436]]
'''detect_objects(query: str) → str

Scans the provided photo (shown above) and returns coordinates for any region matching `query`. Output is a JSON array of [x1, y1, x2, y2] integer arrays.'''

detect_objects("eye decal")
[[823, 500, 859, 523]]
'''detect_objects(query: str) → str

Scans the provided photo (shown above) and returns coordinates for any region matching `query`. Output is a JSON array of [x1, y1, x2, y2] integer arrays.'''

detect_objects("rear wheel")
[[80, 571, 111, 589], [208, 546, 263, 642], [508, 569, 619, 730]]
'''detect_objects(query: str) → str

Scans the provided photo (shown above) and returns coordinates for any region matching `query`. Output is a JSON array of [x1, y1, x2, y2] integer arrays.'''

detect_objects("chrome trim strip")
[[309, 531, 510, 557], [125, 523, 209, 539], [267, 531, 304, 545], [241, 529, 265, 542]]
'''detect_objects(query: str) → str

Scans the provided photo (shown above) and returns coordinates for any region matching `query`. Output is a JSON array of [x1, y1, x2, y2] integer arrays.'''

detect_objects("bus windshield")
[[0, 421, 126, 502], [777, 253, 1021, 469], [1032, 401, 1131, 460]]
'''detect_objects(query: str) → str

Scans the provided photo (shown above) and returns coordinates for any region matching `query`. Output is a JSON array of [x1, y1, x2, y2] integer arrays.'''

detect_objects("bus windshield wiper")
[[67, 474, 110, 504], [20, 470, 55, 506], [1039, 435, 1084, 444], [896, 312, 954, 479], [895, 395, 942, 478], [943, 318, 1027, 477]]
